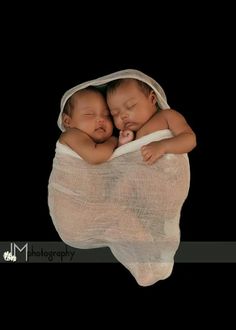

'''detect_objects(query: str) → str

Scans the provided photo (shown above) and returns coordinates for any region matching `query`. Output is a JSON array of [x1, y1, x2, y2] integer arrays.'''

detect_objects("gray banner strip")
[[1, 242, 236, 263]]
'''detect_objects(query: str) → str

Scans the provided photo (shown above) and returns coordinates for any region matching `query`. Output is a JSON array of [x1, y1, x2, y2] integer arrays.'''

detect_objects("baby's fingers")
[[141, 150, 151, 161], [146, 157, 156, 165], [141, 147, 147, 157], [141, 145, 151, 153], [141, 145, 149, 153], [147, 154, 164, 165]]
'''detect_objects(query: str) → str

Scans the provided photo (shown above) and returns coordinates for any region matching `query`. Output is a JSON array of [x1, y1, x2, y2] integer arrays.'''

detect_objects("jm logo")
[[3, 242, 28, 262]]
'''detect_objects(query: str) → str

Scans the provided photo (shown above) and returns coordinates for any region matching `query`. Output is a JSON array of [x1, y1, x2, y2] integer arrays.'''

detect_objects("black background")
[[1, 4, 235, 308]]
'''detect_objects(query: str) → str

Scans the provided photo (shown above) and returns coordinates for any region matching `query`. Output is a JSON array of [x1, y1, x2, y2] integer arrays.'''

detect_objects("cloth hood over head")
[[58, 69, 170, 132]]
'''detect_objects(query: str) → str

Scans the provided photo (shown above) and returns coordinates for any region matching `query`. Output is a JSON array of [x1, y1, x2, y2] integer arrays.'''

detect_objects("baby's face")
[[107, 80, 157, 132], [69, 91, 113, 143]]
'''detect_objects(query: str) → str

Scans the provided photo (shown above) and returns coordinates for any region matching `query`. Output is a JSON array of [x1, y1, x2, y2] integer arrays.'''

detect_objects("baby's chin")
[[93, 135, 111, 144]]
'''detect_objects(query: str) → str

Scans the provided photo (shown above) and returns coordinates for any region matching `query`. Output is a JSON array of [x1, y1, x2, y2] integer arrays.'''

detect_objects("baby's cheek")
[[108, 121, 114, 132]]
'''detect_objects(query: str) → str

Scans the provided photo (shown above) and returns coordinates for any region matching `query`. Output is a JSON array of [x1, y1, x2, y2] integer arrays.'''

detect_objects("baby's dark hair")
[[63, 86, 102, 117], [106, 78, 153, 97]]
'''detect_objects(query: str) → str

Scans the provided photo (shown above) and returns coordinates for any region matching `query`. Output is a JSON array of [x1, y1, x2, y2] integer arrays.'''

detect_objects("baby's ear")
[[62, 113, 71, 128], [149, 91, 158, 105]]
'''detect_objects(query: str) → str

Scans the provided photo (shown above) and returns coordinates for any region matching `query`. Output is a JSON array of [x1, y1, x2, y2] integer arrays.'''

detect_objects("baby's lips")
[[124, 122, 135, 129], [95, 126, 106, 132]]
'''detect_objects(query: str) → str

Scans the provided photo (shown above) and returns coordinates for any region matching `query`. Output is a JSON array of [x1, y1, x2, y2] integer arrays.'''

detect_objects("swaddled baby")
[[104, 77, 196, 285]]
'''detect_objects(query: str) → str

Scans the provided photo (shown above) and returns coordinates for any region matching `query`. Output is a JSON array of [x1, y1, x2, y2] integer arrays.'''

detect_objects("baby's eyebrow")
[[109, 97, 137, 113], [80, 106, 94, 111], [124, 97, 136, 105]]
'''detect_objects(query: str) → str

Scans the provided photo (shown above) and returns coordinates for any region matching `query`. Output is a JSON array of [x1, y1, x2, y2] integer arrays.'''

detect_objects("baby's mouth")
[[124, 122, 135, 129], [95, 127, 106, 132]]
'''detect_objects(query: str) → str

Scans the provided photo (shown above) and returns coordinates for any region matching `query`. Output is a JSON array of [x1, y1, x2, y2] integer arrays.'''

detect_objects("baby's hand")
[[118, 130, 134, 146], [141, 141, 166, 165]]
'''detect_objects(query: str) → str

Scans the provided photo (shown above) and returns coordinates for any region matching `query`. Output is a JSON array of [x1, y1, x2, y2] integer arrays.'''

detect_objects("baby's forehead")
[[107, 79, 140, 99], [75, 88, 102, 98], [73, 89, 104, 103], [118, 78, 139, 88], [72, 89, 108, 111]]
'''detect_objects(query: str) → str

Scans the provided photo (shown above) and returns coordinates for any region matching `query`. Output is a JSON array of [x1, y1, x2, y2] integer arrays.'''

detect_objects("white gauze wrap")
[[48, 69, 190, 286]]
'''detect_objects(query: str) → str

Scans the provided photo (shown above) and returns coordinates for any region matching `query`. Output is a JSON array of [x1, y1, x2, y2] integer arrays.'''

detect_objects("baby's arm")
[[59, 128, 118, 164], [141, 109, 197, 165], [118, 130, 134, 146]]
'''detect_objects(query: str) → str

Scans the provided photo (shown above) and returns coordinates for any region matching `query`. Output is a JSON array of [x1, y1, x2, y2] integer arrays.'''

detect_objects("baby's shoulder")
[[157, 108, 182, 119], [158, 108, 175, 115], [149, 109, 172, 122]]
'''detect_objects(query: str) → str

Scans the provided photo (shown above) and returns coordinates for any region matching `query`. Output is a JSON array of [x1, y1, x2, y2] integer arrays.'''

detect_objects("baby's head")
[[62, 87, 113, 143], [106, 78, 158, 132]]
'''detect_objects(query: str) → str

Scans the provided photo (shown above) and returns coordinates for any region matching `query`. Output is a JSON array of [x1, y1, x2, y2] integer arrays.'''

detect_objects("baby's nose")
[[96, 116, 105, 122], [121, 111, 128, 120]]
